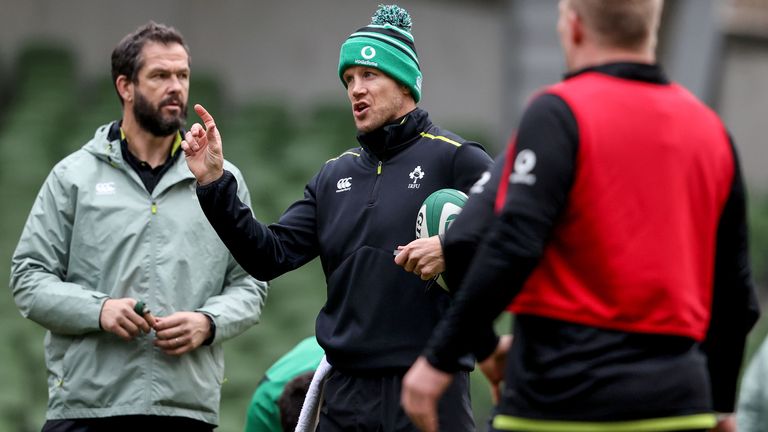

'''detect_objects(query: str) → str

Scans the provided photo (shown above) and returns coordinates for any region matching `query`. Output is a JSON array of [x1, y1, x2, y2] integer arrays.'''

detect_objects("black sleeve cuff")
[[424, 347, 464, 374], [473, 327, 500, 362], [196, 169, 235, 196], [424, 327, 497, 373]]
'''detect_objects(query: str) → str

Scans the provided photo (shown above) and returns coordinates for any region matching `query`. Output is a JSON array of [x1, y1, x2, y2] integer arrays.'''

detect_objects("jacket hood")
[[81, 121, 195, 187], [82, 121, 125, 166]]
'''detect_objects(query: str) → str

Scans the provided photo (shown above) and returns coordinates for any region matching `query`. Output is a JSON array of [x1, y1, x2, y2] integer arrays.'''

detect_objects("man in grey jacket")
[[10, 22, 267, 432]]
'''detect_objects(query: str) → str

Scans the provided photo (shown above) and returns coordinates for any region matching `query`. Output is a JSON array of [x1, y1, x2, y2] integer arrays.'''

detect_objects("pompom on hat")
[[338, 4, 423, 102]]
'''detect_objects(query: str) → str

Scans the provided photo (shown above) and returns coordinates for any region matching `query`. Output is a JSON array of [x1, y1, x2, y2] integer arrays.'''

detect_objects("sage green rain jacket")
[[10, 122, 268, 425]]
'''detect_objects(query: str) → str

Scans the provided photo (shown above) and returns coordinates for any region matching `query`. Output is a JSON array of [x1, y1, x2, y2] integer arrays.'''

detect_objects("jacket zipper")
[[368, 161, 383, 206]]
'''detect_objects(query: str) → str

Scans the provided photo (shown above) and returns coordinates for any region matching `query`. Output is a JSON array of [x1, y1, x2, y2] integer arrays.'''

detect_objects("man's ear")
[[401, 84, 411, 96], [115, 75, 133, 103], [569, 8, 584, 45]]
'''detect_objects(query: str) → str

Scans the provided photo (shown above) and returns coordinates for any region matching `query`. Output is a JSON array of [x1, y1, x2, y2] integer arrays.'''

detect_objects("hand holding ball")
[[413, 188, 467, 291]]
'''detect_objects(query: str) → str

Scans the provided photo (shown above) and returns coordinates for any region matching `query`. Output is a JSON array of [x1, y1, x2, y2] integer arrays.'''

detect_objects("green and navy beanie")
[[338, 4, 422, 102]]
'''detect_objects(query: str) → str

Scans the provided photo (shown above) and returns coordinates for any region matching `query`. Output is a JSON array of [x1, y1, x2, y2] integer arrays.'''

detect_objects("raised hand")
[[181, 104, 225, 185]]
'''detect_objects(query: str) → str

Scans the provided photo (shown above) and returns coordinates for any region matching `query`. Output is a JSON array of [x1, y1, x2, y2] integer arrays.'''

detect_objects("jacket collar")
[[84, 121, 195, 193], [564, 62, 669, 84], [108, 121, 184, 162], [356, 108, 431, 161]]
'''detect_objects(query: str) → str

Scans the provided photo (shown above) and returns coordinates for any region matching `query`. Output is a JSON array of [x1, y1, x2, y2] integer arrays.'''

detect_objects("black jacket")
[[197, 108, 492, 372]]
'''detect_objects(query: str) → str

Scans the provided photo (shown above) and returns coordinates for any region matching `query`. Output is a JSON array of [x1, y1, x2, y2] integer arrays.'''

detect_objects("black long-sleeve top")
[[197, 108, 492, 372], [427, 63, 759, 418]]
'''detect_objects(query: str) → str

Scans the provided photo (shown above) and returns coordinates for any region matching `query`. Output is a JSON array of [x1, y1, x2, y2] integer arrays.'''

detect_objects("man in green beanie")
[[337, 3, 423, 108], [182, 5, 492, 431]]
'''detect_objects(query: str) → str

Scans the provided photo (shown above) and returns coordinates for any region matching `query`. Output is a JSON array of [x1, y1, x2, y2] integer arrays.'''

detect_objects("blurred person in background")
[[401, 1, 760, 431], [10, 21, 267, 432], [736, 334, 768, 431], [245, 336, 323, 432], [278, 372, 316, 432], [181, 5, 492, 431]]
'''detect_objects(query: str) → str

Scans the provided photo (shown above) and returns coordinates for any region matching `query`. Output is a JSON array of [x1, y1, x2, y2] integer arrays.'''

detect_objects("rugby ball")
[[415, 188, 468, 239], [414, 188, 467, 291]]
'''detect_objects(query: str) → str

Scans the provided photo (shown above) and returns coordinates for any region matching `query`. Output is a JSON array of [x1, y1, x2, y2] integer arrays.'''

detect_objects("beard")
[[133, 89, 187, 137]]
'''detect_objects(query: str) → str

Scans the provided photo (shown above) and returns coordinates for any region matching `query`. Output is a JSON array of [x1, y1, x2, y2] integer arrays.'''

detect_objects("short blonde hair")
[[569, 0, 663, 50]]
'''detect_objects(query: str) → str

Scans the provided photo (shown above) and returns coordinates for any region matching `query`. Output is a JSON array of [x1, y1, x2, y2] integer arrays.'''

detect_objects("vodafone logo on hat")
[[361, 46, 376, 59]]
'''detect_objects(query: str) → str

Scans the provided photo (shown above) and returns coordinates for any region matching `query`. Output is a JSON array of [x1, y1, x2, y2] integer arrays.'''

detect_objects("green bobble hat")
[[338, 4, 423, 102]]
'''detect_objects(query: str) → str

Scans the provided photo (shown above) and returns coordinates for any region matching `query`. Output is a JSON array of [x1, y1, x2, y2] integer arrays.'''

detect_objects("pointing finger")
[[194, 104, 217, 132]]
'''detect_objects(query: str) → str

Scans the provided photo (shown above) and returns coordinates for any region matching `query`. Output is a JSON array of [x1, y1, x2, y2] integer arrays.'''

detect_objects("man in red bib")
[[402, 1, 759, 431]]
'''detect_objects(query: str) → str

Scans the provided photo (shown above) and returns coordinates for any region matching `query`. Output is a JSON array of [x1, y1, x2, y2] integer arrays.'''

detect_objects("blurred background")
[[0, 0, 766, 431]]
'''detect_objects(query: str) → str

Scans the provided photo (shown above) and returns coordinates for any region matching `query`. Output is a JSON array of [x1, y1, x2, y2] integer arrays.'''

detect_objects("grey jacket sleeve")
[[196, 166, 269, 343], [10, 167, 109, 335]]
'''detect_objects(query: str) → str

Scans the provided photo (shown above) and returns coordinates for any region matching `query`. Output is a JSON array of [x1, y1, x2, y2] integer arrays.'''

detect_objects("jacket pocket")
[[60, 333, 147, 409], [59, 335, 85, 405]]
